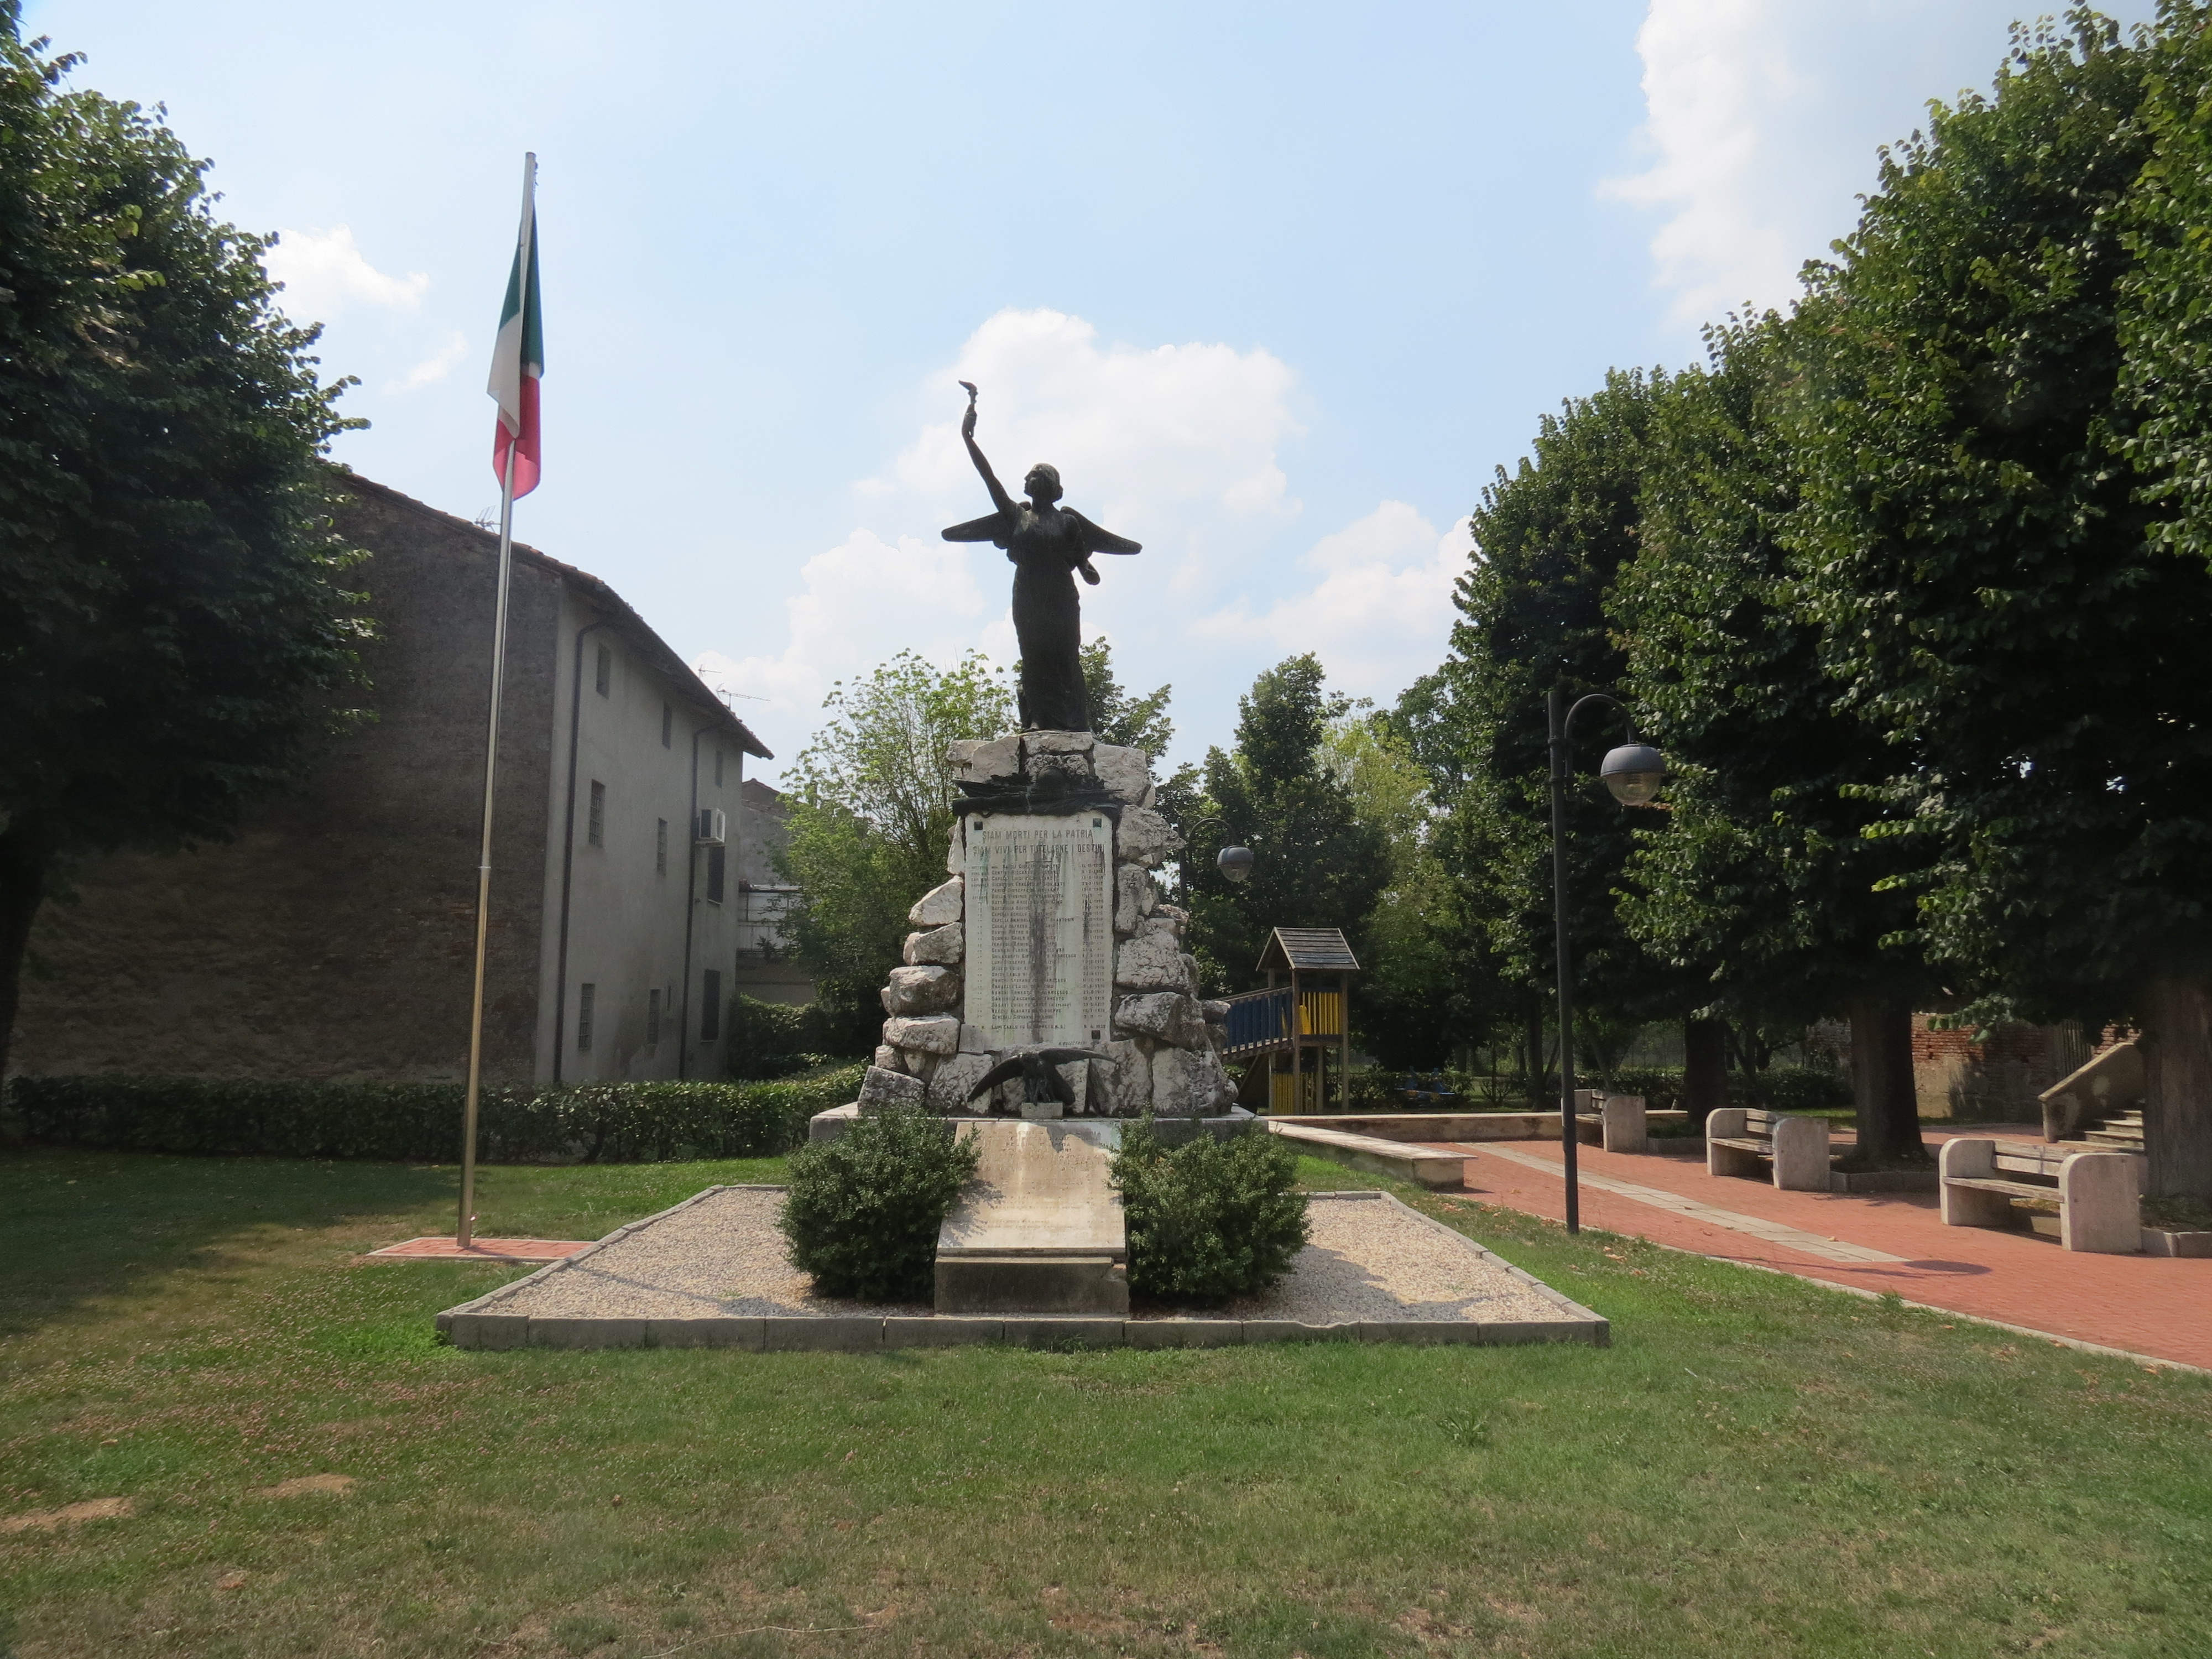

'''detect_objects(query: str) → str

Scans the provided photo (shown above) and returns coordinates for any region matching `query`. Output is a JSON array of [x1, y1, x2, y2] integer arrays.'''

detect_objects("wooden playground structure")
[[1218, 927, 1361, 1113]]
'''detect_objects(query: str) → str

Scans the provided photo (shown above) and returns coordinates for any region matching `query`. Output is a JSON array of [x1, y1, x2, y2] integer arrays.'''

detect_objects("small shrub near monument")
[[779, 1105, 980, 1302], [1111, 1115, 1309, 1304]]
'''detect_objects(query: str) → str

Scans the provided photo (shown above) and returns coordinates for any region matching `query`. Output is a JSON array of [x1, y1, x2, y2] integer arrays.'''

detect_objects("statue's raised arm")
[[942, 382, 1018, 544]]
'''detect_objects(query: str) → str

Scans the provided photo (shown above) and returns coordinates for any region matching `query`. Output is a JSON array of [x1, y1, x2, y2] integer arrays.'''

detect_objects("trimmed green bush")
[[778, 1106, 980, 1302], [1112, 1115, 1310, 1305], [1, 1065, 865, 1164], [726, 995, 863, 1080]]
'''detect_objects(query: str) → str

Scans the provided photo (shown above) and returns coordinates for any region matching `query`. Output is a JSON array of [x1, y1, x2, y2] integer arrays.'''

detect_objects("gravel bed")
[[477, 1187, 1577, 1326], [1214, 1195, 1577, 1324]]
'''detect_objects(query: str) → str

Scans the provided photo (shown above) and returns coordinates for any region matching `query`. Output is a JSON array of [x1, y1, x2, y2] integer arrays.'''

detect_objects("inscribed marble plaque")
[[962, 812, 1114, 1049]]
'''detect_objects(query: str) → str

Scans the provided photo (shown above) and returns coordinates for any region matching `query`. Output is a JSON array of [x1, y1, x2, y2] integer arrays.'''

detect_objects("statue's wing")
[[1064, 509, 1141, 555], [967, 1058, 1026, 1101], [942, 510, 1015, 546]]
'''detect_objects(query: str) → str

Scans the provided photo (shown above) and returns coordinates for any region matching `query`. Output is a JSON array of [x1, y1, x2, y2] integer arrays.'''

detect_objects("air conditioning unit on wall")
[[695, 807, 727, 846]]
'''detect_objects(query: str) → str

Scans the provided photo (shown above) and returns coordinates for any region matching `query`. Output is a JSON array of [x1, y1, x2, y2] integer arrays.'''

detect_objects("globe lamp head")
[[1599, 742, 1667, 807]]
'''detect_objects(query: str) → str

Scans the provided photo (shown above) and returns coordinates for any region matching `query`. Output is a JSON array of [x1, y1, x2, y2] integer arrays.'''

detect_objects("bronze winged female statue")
[[942, 383, 1140, 732]]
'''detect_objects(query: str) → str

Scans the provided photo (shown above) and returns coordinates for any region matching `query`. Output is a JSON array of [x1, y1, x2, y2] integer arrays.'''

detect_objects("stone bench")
[[1572, 1092, 1648, 1154], [1705, 1107, 1830, 1192], [1265, 1121, 1467, 1190], [1939, 1136, 2142, 1254]]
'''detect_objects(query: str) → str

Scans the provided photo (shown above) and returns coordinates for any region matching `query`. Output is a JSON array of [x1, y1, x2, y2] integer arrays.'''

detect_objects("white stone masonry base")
[[859, 731, 1237, 1118]]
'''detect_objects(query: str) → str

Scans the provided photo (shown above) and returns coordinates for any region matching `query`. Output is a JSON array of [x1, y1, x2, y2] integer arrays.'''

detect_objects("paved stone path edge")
[[433, 1188, 1610, 1353]]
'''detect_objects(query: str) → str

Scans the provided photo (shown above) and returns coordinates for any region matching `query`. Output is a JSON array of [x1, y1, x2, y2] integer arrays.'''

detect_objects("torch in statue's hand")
[[958, 380, 979, 440]]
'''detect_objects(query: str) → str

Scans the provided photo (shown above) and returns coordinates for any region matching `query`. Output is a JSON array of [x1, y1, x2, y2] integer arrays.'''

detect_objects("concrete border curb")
[[434, 1187, 1611, 1354]]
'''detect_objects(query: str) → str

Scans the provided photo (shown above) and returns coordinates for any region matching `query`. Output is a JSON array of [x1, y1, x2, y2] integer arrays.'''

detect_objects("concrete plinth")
[[934, 1120, 1129, 1314], [934, 1253, 1130, 1314]]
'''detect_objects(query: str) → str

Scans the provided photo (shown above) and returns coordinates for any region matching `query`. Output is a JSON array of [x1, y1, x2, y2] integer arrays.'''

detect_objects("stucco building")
[[11, 474, 769, 1086], [731, 778, 815, 1006]]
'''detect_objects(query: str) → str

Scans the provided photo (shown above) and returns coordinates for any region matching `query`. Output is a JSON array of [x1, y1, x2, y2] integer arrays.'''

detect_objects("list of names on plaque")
[[962, 812, 1114, 1048]]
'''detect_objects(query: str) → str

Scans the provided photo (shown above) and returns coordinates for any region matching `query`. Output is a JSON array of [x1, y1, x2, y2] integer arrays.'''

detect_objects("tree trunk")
[[0, 824, 53, 1088], [2140, 973, 2212, 1202], [1683, 1016, 1728, 1128], [1524, 1006, 1546, 1112], [1846, 993, 1926, 1167]]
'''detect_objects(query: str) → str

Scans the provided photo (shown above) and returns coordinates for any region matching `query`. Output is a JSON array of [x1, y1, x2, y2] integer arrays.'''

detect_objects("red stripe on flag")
[[494, 375, 541, 500]]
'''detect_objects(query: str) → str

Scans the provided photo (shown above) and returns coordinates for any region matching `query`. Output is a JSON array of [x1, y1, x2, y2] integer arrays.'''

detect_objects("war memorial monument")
[[435, 389, 1607, 1349]]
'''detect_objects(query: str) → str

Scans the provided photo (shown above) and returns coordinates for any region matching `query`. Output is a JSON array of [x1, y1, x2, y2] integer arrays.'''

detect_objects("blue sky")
[[24, 1, 2161, 780]]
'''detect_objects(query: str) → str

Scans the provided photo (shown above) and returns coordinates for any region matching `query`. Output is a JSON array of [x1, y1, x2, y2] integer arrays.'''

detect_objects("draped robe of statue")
[[943, 411, 1139, 733]]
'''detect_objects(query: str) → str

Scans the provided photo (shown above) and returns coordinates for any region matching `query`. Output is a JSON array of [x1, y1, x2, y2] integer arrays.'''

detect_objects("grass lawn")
[[2, 1149, 2209, 1658]]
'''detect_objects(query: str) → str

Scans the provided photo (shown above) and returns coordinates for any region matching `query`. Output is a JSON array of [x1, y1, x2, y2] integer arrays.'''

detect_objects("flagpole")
[[460, 148, 538, 1249], [458, 442, 518, 1249]]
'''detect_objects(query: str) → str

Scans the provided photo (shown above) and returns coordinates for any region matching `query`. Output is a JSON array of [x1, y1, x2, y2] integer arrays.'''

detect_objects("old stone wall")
[[1910, 1015, 2086, 1121], [855, 732, 1238, 1118], [11, 478, 561, 1083]]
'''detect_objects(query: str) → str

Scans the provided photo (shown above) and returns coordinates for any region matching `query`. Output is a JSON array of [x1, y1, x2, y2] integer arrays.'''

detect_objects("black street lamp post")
[[1546, 685, 1666, 1235]]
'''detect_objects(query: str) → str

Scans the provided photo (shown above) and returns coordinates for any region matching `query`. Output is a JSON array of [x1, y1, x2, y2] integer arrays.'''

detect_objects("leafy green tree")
[[1616, 319, 1940, 1161], [1426, 371, 1686, 1102], [1078, 636, 1203, 842], [2119, 1, 2212, 567], [1182, 655, 1388, 995], [1079, 638, 1174, 755], [1789, 14, 2212, 1196], [776, 651, 1012, 1043], [0, 9, 363, 1080], [1319, 709, 1459, 1066]]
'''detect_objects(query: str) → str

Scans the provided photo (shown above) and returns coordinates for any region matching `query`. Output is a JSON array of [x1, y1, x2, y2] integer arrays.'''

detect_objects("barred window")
[[577, 983, 596, 1051], [661, 703, 672, 748], [700, 970, 722, 1041], [588, 780, 605, 847], [594, 644, 611, 697], [705, 844, 726, 904], [656, 817, 668, 875]]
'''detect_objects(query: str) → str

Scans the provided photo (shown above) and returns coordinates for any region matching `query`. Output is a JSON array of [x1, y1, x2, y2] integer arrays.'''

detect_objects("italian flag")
[[487, 153, 544, 499]]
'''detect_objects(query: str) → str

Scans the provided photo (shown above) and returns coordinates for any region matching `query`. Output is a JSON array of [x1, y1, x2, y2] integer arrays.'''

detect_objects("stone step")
[[935, 1121, 1128, 1314], [1265, 1121, 1468, 1190], [933, 1253, 1129, 1315], [2084, 1128, 2146, 1147]]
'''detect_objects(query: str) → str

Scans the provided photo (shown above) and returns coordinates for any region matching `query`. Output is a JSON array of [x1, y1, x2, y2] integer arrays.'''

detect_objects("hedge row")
[[2, 1065, 867, 1164]]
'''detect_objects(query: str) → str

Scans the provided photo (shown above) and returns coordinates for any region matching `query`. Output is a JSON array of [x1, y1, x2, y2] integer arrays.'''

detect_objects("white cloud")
[[1603, 0, 1810, 324], [1192, 502, 1468, 703], [1600, 2, 2119, 328], [869, 308, 1303, 588], [393, 330, 469, 392], [264, 225, 429, 321], [700, 309, 1306, 768], [691, 529, 1007, 762]]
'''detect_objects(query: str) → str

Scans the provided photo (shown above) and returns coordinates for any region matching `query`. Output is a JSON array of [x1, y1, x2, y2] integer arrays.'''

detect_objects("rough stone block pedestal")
[[808, 1102, 1256, 1146]]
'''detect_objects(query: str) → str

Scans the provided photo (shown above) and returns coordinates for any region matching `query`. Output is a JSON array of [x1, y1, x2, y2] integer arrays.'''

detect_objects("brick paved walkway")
[[365, 1237, 592, 1262], [1431, 1131, 2212, 1371]]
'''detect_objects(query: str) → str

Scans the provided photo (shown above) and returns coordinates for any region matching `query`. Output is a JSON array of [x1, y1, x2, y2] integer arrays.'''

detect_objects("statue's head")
[[1023, 463, 1063, 505]]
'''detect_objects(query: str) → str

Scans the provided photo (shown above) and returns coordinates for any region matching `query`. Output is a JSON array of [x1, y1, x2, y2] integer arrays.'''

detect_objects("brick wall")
[[1910, 1015, 2088, 1121], [11, 477, 560, 1084]]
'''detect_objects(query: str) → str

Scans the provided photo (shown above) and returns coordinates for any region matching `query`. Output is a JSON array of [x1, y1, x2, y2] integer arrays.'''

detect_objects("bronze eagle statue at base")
[[966, 1046, 1118, 1110]]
